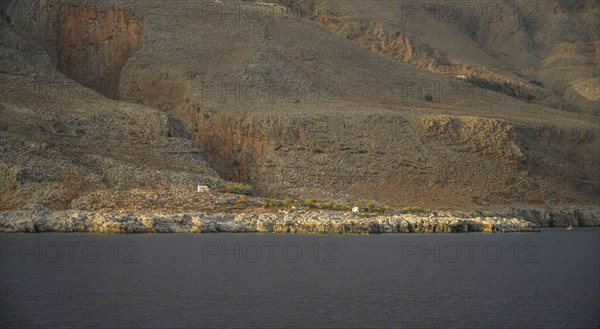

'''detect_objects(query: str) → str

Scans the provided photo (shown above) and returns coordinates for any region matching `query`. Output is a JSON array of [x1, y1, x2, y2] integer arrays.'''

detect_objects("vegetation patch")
[[400, 206, 427, 214], [220, 183, 253, 195]]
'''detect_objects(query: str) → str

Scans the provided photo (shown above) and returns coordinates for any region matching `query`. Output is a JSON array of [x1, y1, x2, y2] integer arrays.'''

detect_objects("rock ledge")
[[0, 210, 540, 234]]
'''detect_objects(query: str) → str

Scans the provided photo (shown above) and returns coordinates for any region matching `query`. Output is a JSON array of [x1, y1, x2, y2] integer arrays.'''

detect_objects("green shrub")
[[225, 183, 253, 195], [400, 206, 427, 215], [283, 197, 295, 208], [333, 204, 349, 211], [263, 199, 272, 209], [263, 199, 282, 209], [305, 198, 317, 208], [374, 205, 394, 213], [320, 201, 334, 210]]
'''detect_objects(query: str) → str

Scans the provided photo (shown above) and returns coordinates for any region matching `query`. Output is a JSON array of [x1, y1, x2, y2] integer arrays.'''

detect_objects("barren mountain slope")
[[1, 0, 598, 213], [308, 0, 599, 114], [0, 20, 223, 210]]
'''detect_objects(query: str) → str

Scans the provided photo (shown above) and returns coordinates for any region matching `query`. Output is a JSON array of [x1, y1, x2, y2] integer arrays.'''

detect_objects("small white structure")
[[352, 207, 360, 213], [292, 205, 307, 210], [456, 75, 467, 80], [197, 184, 210, 192]]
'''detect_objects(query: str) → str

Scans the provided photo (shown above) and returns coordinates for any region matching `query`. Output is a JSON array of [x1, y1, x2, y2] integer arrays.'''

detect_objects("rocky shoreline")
[[0, 210, 544, 234], [502, 208, 600, 227]]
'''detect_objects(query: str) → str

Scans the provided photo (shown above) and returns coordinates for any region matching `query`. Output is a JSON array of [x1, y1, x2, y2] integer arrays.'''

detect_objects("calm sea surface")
[[1, 228, 598, 329]]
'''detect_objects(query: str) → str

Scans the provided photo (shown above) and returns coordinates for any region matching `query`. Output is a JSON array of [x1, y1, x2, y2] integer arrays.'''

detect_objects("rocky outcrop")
[[418, 115, 526, 165], [3, 1, 143, 99], [504, 208, 600, 227], [0, 210, 539, 234]]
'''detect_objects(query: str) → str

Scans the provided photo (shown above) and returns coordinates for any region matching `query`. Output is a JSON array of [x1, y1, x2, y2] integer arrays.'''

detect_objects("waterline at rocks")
[[0, 210, 540, 233]]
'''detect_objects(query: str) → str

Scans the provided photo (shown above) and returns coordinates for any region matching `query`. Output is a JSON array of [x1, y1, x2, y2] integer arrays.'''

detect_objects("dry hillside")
[[0, 0, 598, 216]]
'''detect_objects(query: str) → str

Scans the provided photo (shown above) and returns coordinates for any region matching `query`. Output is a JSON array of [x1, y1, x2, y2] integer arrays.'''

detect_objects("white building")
[[352, 207, 360, 213], [197, 184, 210, 192], [456, 75, 467, 80]]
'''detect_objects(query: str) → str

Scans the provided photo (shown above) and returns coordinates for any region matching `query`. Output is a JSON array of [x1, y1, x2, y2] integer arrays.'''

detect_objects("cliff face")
[[54, 5, 142, 99], [1, 0, 598, 214], [3, 1, 142, 99]]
